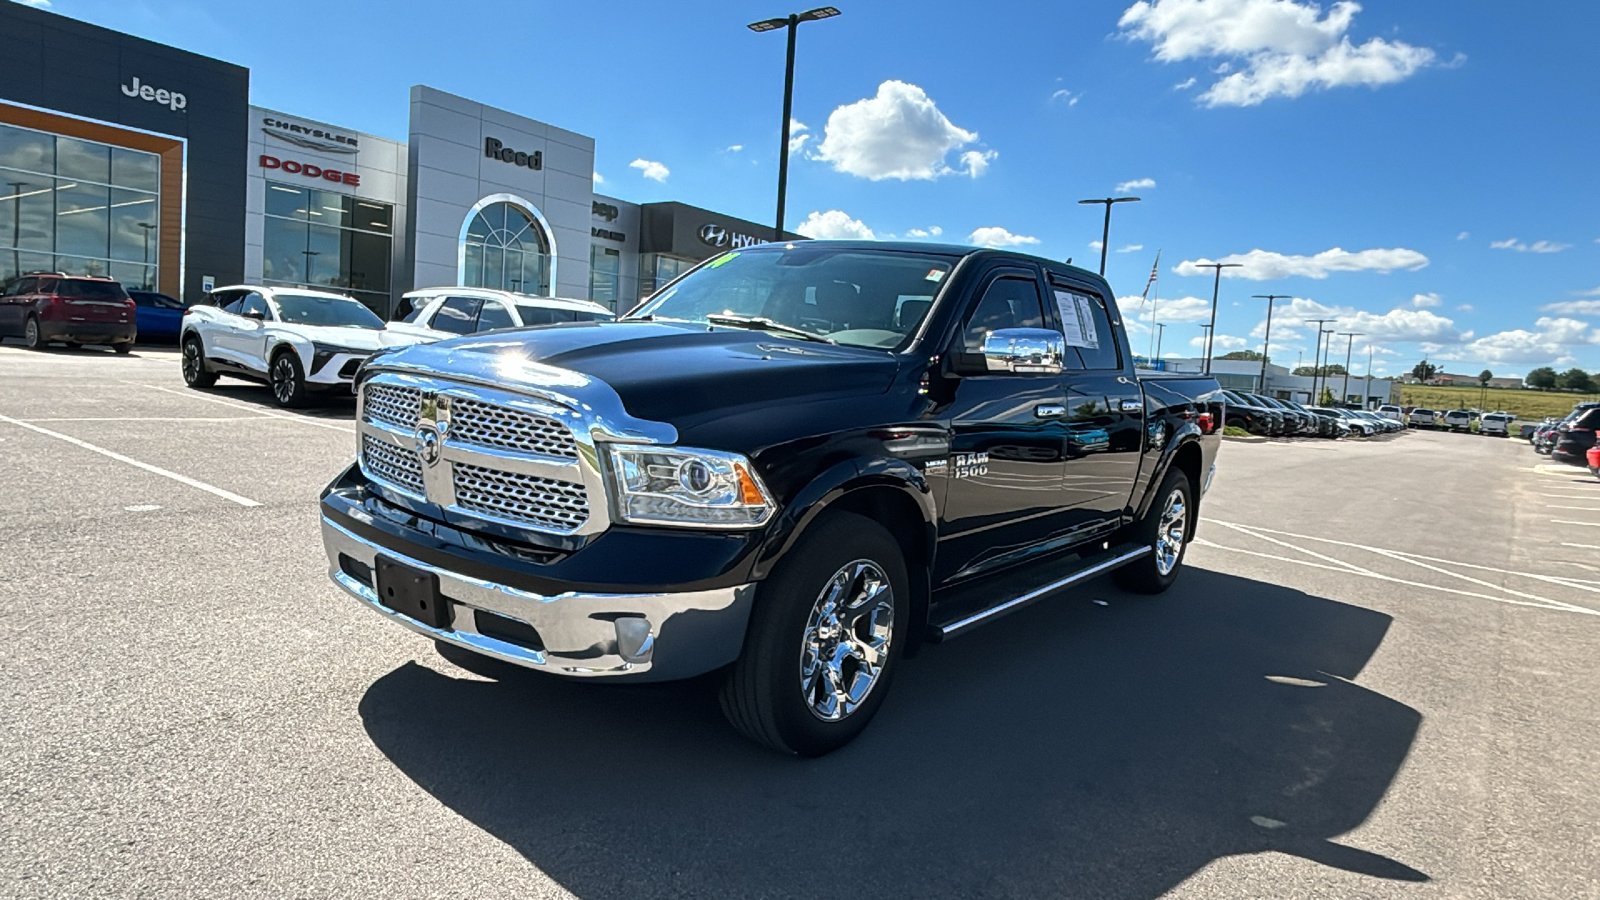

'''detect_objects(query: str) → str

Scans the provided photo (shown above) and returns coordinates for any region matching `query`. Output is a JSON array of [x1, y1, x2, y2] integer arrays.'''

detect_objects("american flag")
[[1140, 251, 1160, 303]]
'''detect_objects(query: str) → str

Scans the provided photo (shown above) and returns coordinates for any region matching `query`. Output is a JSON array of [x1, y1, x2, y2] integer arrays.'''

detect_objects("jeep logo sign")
[[484, 137, 542, 171], [121, 76, 186, 112], [699, 223, 762, 249]]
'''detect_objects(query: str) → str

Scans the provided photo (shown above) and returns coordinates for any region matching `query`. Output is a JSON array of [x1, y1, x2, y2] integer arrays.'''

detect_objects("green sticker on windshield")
[[706, 252, 740, 269]]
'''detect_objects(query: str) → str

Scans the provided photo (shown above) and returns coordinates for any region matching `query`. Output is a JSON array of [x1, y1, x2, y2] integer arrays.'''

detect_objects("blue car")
[[128, 290, 187, 343]]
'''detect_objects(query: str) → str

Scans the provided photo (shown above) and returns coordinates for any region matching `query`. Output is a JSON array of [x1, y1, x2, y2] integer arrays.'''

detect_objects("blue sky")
[[21, 0, 1600, 377]]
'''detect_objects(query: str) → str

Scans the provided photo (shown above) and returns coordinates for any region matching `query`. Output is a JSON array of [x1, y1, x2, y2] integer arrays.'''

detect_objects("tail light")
[[1198, 412, 1215, 432]]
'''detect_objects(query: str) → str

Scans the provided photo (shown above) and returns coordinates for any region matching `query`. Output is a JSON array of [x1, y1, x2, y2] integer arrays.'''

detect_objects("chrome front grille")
[[361, 433, 424, 495], [357, 374, 601, 536], [449, 396, 577, 459], [452, 463, 590, 531], [364, 383, 421, 431]]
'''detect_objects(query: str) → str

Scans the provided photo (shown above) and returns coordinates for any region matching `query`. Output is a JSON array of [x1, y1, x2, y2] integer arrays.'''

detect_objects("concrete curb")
[[1222, 434, 1269, 443]]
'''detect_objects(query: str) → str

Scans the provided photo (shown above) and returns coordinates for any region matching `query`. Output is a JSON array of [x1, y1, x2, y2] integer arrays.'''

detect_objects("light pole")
[[1337, 331, 1364, 407], [1076, 196, 1140, 275], [1303, 317, 1335, 402], [1364, 345, 1374, 405], [1252, 293, 1290, 392], [750, 6, 841, 242], [1197, 323, 1212, 370], [1192, 261, 1242, 374]]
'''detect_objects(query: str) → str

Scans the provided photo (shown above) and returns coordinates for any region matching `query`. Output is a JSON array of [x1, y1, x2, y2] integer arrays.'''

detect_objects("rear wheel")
[[112, 342, 132, 355], [269, 350, 307, 408], [720, 511, 907, 757], [23, 316, 45, 350], [181, 335, 217, 388], [1114, 468, 1194, 595]]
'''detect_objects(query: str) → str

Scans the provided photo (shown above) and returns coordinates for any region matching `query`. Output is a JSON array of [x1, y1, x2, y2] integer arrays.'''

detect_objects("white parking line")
[[134, 382, 355, 434], [1552, 520, 1600, 528], [1547, 506, 1600, 512], [1563, 543, 1600, 550], [0, 413, 261, 507]]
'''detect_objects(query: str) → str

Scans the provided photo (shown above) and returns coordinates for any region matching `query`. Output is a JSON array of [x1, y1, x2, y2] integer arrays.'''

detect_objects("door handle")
[[1035, 404, 1066, 418], [1120, 398, 1144, 413]]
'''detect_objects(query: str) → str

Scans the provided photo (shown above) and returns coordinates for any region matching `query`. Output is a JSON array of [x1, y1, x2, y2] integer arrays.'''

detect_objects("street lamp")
[[1252, 294, 1291, 392], [749, 6, 842, 242], [1303, 317, 1336, 402], [1337, 331, 1364, 407], [1076, 196, 1140, 276], [1192, 261, 1242, 374]]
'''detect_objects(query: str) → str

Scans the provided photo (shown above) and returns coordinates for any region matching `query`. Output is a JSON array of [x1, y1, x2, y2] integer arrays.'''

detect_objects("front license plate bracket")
[[374, 556, 450, 629]]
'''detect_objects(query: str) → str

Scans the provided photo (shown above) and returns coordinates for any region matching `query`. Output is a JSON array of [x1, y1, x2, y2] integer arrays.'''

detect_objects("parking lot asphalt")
[[2, 345, 1598, 900]]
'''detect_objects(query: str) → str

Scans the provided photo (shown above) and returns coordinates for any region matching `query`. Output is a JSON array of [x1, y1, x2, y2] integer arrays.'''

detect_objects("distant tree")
[[1219, 349, 1267, 362], [1318, 386, 1336, 405], [1292, 364, 1346, 376], [1412, 360, 1438, 382], [1526, 367, 1559, 390], [1560, 368, 1595, 393], [1478, 369, 1493, 387]]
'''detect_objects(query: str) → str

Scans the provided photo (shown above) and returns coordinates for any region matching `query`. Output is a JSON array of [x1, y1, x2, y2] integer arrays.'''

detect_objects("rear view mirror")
[[978, 328, 1065, 375]]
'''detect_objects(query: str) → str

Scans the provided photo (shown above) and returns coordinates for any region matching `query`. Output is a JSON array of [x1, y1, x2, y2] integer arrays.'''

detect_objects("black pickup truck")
[[320, 241, 1223, 755]]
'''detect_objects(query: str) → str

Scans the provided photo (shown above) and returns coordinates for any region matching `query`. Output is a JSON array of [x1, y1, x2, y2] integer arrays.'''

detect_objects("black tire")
[[269, 349, 307, 408], [112, 342, 131, 355], [1114, 468, 1194, 595], [181, 335, 217, 388], [23, 316, 45, 350], [719, 510, 909, 757], [65, 342, 82, 350]]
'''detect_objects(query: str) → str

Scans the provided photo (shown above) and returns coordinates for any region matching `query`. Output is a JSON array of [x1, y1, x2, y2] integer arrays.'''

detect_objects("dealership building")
[[2, 3, 798, 317]]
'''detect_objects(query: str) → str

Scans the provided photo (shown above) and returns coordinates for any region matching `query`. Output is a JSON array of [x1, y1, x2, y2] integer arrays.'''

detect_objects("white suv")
[[181, 285, 422, 407], [1479, 412, 1515, 437], [388, 287, 612, 342], [1442, 409, 1472, 432]]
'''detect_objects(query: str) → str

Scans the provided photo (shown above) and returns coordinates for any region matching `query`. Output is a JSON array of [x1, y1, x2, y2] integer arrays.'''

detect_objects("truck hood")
[[366, 321, 901, 424]]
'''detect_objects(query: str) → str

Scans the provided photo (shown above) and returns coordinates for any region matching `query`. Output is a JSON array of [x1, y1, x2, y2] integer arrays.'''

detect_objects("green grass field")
[[1399, 384, 1599, 422]]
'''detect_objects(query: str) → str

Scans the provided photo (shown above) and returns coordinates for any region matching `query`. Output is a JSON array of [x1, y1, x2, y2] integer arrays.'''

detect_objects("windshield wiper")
[[705, 313, 834, 344]]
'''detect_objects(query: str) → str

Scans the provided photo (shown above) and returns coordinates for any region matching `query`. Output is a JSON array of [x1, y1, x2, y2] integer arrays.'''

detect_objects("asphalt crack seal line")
[[0, 412, 261, 507]]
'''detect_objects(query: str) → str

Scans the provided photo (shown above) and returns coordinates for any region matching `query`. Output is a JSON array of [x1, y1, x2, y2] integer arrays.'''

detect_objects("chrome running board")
[[929, 544, 1152, 641]]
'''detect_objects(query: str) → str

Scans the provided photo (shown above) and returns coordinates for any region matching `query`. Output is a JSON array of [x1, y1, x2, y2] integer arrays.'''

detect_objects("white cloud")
[[1050, 88, 1081, 106], [1089, 240, 1105, 251], [629, 158, 669, 182], [1456, 231, 1470, 241], [814, 81, 990, 181], [1263, 297, 1464, 344], [1542, 299, 1600, 316], [1456, 304, 1474, 312], [1189, 334, 1248, 351], [1119, 294, 1214, 324], [592, 171, 604, 184], [1119, 0, 1440, 107], [726, 144, 744, 153], [1410, 292, 1442, 308], [1116, 177, 1157, 193], [904, 226, 945, 239], [796, 210, 876, 241], [960, 149, 998, 178], [1174, 76, 1198, 90], [1572, 286, 1600, 297], [1490, 238, 1570, 253], [788, 120, 810, 155], [1174, 246, 1429, 280], [1118, 244, 1145, 253], [969, 227, 1040, 248], [1441, 317, 1600, 366]]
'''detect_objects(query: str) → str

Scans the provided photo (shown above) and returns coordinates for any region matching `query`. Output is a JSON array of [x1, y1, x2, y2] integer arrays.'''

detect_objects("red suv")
[[0, 272, 137, 353]]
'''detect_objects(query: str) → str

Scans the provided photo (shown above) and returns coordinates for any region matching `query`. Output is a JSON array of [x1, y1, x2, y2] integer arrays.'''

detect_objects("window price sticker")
[[1054, 290, 1100, 349]]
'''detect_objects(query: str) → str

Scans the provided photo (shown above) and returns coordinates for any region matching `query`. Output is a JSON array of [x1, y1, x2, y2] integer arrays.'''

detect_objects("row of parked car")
[[1403, 407, 1517, 435], [1220, 389, 1405, 438], [1527, 402, 1600, 475]]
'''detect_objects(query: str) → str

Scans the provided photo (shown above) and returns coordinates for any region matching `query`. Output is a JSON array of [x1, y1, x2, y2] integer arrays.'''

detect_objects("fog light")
[[614, 616, 655, 663]]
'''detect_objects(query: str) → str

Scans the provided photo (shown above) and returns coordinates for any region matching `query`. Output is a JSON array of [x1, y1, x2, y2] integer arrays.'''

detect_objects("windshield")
[[626, 245, 957, 350], [272, 292, 384, 329]]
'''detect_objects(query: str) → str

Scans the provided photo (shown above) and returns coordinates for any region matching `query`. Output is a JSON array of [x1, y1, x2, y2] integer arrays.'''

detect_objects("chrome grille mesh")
[[453, 463, 589, 531], [361, 434, 424, 495], [450, 397, 578, 459], [363, 383, 421, 430]]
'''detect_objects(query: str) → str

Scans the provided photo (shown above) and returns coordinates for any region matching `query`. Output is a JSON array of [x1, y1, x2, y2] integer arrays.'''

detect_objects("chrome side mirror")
[[981, 328, 1065, 375]]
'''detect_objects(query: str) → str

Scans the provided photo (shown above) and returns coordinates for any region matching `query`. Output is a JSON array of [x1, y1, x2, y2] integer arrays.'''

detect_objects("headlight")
[[311, 341, 365, 372], [607, 445, 774, 528]]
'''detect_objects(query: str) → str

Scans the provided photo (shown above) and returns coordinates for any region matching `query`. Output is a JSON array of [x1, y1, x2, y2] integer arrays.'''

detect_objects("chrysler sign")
[[262, 117, 359, 154]]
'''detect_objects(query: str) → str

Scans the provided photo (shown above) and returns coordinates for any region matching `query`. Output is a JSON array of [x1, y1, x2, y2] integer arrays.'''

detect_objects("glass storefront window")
[[461, 201, 551, 295], [261, 179, 393, 317], [54, 136, 110, 183], [590, 244, 620, 308], [110, 147, 159, 193], [55, 182, 110, 259]]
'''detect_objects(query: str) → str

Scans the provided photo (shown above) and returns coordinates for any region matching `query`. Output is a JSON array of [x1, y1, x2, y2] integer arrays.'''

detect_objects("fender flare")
[[1133, 426, 1205, 524]]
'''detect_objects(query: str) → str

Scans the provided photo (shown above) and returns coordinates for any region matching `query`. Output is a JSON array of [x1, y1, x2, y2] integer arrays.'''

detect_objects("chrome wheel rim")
[[24, 319, 38, 346], [799, 559, 894, 722], [1155, 489, 1187, 576], [271, 358, 295, 403], [182, 341, 200, 382]]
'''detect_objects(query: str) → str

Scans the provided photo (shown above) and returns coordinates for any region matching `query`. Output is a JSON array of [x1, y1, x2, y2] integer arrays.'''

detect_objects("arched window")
[[459, 197, 554, 294]]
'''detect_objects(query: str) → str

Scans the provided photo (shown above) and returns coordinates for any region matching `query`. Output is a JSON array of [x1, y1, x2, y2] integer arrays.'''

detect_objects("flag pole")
[[1144, 250, 1161, 363]]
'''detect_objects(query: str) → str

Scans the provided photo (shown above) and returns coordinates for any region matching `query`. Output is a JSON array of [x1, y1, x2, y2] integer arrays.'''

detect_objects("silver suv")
[[1442, 409, 1472, 432]]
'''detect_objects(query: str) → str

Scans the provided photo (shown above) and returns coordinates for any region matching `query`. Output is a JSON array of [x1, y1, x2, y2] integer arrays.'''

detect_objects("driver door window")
[[216, 291, 246, 315], [239, 293, 270, 320], [961, 276, 1047, 355]]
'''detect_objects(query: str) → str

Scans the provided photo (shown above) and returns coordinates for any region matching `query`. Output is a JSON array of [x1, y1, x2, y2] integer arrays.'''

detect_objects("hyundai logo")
[[698, 224, 730, 248]]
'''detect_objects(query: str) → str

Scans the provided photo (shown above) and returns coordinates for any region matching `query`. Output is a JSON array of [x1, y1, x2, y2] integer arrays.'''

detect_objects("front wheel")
[[181, 335, 217, 388], [269, 350, 307, 408], [719, 511, 908, 757], [23, 316, 45, 350], [1114, 468, 1194, 595]]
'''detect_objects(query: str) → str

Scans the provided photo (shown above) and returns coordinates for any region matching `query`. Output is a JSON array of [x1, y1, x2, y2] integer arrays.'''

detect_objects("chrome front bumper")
[[322, 516, 757, 681]]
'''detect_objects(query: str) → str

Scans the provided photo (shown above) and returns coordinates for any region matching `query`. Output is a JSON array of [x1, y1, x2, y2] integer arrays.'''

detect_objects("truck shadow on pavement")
[[359, 567, 1426, 899]]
